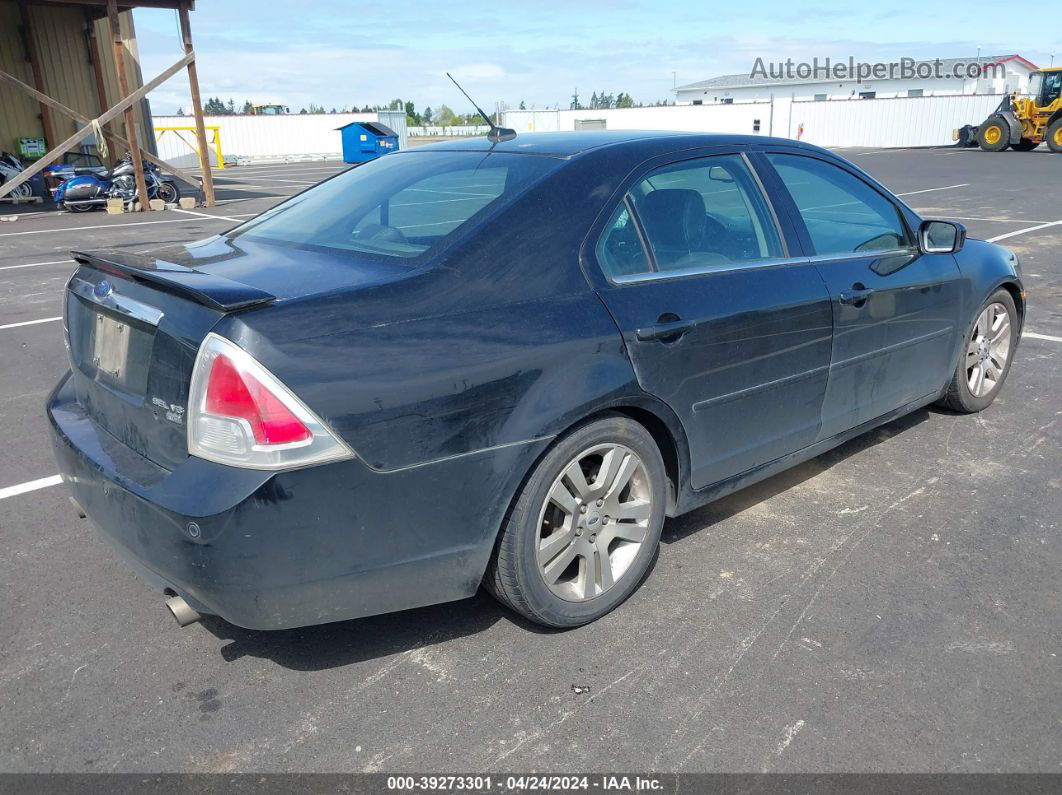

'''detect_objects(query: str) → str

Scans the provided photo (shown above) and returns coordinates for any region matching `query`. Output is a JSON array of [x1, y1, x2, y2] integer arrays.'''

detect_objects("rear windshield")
[[228, 151, 562, 260]]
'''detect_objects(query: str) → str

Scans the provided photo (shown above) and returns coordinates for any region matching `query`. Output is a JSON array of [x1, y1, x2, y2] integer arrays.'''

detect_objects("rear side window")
[[231, 151, 560, 260], [596, 204, 649, 278], [767, 153, 910, 256], [597, 154, 783, 281]]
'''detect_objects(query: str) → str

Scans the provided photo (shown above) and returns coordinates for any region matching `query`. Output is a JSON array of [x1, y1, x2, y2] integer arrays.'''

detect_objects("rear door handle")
[[635, 318, 695, 341], [839, 285, 875, 306]]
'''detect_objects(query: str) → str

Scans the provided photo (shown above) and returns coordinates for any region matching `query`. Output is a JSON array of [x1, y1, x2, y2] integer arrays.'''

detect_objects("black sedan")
[[48, 131, 1024, 630]]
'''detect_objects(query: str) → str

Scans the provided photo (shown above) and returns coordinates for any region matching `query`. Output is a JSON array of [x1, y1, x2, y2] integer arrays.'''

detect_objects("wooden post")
[[17, 1, 54, 149], [107, 0, 149, 210], [85, 9, 115, 167], [178, 1, 215, 206]]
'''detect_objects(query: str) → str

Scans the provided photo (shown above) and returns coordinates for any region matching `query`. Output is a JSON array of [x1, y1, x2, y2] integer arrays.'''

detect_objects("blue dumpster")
[[337, 121, 399, 164]]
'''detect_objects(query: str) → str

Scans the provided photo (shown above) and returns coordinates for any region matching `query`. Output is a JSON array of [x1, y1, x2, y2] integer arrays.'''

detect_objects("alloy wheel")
[[966, 302, 1011, 398], [536, 443, 654, 602]]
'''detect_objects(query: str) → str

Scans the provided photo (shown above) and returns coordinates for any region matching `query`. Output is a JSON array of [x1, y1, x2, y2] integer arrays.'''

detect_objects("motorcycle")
[[53, 152, 180, 212], [0, 152, 34, 200]]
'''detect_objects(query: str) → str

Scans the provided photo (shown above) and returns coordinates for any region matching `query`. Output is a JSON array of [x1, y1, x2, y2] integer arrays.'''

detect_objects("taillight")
[[187, 333, 353, 470]]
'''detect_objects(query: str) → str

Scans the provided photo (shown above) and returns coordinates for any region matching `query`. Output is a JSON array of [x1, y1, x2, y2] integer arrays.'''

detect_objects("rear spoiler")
[[71, 250, 276, 312]]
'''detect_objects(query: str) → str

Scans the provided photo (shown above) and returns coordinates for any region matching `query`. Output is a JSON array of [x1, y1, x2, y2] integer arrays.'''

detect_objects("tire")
[[155, 181, 179, 203], [1048, 118, 1062, 153], [977, 116, 1010, 152], [938, 289, 1018, 413], [486, 414, 667, 628], [63, 202, 94, 213], [4, 181, 33, 199], [1010, 139, 1039, 152]]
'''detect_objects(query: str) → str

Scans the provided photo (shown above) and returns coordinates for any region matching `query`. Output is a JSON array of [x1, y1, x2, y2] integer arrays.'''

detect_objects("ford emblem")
[[93, 280, 113, 299]]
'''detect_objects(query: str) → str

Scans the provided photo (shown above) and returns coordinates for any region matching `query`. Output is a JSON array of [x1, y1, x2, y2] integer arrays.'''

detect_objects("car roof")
[[406, 130, 805, 158]]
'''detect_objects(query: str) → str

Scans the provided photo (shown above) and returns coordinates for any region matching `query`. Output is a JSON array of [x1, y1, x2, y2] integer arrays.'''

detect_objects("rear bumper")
[[47, 373, 545, 630]]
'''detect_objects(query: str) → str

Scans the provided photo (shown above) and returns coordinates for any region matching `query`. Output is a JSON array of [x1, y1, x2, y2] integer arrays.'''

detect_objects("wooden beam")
[[28, 1, 192, 10], [17, 1, 54, 149], [84, 8, 114, 166], [0, 67, 205, 191], [107, 0, 149, 209], [178, 2, 215, 206], [0, 51, 194, 199]]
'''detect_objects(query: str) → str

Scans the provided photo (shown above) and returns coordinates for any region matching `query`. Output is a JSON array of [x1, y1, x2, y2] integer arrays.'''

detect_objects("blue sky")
[[133, 1, 1058, 115]]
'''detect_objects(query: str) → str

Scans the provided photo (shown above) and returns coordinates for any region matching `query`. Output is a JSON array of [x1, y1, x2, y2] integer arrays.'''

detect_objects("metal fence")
[[151, 110, 409, 165], [501, 94, 1005, 148], [149, 94, 1006, 166]]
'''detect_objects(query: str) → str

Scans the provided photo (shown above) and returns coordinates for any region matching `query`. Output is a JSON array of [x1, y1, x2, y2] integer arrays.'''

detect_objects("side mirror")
[[708, 165, 734, 183], [920, 220, 966, 254]]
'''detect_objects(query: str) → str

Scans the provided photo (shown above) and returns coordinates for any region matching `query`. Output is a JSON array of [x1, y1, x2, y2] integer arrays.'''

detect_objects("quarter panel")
[[224, 292, 638, 473]]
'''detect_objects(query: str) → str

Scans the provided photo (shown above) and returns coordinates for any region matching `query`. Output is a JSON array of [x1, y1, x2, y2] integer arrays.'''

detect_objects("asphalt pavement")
[[1, 147, 1060, 773]]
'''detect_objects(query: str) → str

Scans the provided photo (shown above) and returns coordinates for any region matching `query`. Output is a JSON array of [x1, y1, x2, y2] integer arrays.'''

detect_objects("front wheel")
[[155, 181, 180, 203], [938, 289, 1018, 413], [63, 202, 94, 213], [977, 117, 1010, 152], [1047, 119, 1062, 154], [486, 414, 667, 628]]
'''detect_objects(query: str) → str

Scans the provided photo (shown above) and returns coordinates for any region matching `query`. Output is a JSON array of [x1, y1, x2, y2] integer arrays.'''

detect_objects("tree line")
[[175, 92, 671, 123]]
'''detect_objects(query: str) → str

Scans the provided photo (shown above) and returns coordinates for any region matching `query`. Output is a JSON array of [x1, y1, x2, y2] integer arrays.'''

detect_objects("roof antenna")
[[446, 72, 517, 143]]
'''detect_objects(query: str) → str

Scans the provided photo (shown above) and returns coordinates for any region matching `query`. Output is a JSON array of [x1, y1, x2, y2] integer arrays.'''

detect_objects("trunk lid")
[[63, 238, 411, 471]]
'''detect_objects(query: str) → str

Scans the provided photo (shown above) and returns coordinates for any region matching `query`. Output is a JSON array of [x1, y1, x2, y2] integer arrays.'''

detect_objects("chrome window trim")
[[808, 247, 918, 264], [610, 255, 814, 285]]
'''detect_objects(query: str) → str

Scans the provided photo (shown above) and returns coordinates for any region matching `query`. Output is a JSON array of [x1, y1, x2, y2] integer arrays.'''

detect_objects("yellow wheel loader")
[[956, 67, 1062, 152]]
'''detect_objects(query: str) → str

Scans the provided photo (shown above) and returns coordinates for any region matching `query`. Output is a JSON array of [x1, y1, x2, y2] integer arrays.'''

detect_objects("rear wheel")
[[1047, 119, 1062, 153], [155, 181, 179, 203], [2, 181, 33, 199], [977, 116, 1010, 152], [938, 289, 1017, 413], [486, 414, 667, 628], [63, 202, 94, 213], [1011, 139, 1039, 152]]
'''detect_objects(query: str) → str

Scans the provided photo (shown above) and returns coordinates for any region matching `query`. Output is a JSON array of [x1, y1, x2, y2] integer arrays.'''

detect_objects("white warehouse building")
[[675, 55, 1038, 104]]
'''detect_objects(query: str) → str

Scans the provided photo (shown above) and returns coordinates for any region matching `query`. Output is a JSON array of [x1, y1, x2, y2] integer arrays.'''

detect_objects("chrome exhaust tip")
[[165, 595, 201, 627]]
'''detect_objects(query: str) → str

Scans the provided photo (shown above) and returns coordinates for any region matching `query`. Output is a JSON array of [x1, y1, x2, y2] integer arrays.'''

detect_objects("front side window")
[[230, 151, 560, 260], [767, 153, 910, 256], [620, 154, 782, 276]]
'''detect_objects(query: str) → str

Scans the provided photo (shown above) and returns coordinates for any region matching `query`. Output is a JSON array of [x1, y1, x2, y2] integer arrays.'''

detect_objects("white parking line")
[[191, 164, 344, 175], [0, 316, 61, 330], [0, 475, 63, 501], [214, 177, 317, 185], [0, 213, 257, 237], [896, 184, 969, 197], [936, 216, 1055, 224], [988, 220, 1062, 243], [0, 259, 74, 271], [170, 209, 256, 222], [1025, 331, 1062, 343]]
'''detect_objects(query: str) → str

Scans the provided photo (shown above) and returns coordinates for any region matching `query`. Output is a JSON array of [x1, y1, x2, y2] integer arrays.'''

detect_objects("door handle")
[[635, 318, 695, 341], [839, 285, 875, 306]]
